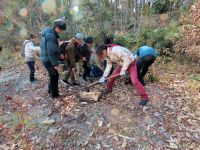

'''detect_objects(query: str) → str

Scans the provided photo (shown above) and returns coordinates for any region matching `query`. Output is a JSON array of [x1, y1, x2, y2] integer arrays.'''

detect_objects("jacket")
[[40, 27, 60, 66], [79, 43, 91, 61], [103, 46, 137, 77], [133, 46, 157, 59], [24, 40, 40, 62], [64, 40, 79, 68]]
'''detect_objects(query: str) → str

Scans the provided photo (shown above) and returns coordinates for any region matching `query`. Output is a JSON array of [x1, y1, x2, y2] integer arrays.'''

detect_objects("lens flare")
[[19, 8, 28, 17], [41, 0, 56, 15]]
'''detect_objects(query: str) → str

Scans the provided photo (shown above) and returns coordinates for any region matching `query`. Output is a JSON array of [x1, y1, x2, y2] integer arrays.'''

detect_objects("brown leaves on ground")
[[0, 58, 200, 149]]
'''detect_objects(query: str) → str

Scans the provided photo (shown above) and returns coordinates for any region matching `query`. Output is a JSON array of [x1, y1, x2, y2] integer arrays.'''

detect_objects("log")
[[79, 91, 102, 103]]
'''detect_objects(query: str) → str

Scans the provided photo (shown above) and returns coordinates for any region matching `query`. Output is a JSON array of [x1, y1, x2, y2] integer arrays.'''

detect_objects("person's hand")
[[60, 54, 65, 60], [82, 57, 87, 61], [99, 76, 105, 83], [59, 41, 64, 46], [120, 69, 126, 76], [54, 64, 63, 73]]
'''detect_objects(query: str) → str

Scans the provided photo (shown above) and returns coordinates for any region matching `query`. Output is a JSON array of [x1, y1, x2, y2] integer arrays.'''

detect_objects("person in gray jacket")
[[40, 19, 66, 98], [23, 34, 40, 83]]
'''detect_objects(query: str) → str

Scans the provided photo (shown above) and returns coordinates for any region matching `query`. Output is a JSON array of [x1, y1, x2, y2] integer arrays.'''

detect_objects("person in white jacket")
[[23, 34, 40, 83], [96, 44, 149, 106]]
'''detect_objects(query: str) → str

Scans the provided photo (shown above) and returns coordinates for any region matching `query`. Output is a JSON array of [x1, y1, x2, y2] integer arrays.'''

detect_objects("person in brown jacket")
[[62, 37, 82, 86]]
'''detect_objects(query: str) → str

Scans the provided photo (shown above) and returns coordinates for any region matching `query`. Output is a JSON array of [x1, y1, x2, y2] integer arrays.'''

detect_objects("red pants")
[[107, 62, 148, 100]]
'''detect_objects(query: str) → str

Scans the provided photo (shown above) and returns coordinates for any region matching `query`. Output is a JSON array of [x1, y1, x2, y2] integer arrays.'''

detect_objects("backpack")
[[90, 64, 103, 78]]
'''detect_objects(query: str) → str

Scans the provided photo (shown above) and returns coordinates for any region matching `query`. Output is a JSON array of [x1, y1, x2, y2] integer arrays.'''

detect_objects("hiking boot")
[[70, 82, 80, 86], [138, 100, 149, 106], [30, 78, 37, 83], [62, 79, 70, 84], [51, 94, 60, 99], [101, 89, 112, 95]]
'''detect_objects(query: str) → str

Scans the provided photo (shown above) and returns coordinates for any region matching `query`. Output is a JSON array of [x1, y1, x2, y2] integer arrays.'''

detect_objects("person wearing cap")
[[133, 45, 157, 86], [62, 33, 84, 86], [40, 19, 66, 98], [23, 34, 40, 83], [79, 36, 93, 82]]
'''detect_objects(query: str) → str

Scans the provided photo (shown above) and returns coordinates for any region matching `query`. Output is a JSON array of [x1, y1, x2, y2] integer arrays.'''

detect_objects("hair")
[[30, 34, 35, 39], [53, 20, 66, 30], [96, 44, 107, 56], [104, 37, 113, 44]]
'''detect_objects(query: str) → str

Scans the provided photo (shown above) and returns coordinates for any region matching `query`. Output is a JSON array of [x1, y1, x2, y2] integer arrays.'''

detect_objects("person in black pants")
[[23, 34, 40, 83], [79, 36, 93, 82], [133, 46, 157, 86], [40, 19, 66, 98]]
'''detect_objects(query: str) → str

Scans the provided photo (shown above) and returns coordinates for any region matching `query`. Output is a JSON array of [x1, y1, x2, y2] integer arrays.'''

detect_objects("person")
[[40, 19, 66, 98], [133, 45, 157, 86], [62, 33, 83, 85], [96, 44, 149, 106], [79, 36, 93, 81], [90, 48, 104, 78], [23, 34, 40, 83]]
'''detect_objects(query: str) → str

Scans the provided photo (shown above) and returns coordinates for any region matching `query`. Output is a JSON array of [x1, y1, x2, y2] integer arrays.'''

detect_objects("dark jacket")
[[65, 40, 79, 68], [79, 43, 91, 61], [40, 27, 60, 67]]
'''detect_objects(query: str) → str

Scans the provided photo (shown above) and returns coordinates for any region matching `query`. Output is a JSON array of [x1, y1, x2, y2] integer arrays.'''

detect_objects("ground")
[[0, 55, 200, 150]]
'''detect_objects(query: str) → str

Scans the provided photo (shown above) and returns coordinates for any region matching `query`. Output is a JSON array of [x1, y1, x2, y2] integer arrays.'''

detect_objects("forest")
[[0, 0, 200, 149]]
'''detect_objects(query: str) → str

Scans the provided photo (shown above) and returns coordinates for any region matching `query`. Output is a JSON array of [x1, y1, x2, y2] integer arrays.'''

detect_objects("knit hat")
[[84, 36, 93, 44], [53, 19, 66, 30], [75, 33, 84, 41]]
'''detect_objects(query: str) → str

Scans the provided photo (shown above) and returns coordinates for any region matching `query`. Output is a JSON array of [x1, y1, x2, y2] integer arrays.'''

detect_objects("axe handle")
[[87, 74, 120, 88]]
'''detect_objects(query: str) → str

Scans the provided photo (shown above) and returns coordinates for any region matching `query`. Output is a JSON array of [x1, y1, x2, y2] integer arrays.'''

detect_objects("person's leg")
[[43, 62, 59, 98], [128, 63, 148, 101], [106, 65, 121, 90], [83, 61, 91, 80], [141, 55, 155, 77], [136, 60, 145, 85], [48, 67, 59, 97], [27, 61, 35, 82]]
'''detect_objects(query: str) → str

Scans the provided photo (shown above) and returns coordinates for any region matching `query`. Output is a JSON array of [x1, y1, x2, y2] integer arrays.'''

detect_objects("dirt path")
[[0, 60, 199, 150]]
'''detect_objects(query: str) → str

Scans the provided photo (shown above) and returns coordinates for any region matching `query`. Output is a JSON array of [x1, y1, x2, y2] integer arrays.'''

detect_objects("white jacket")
[[103, 46, 137, 77], [24, 40, 40, 59]]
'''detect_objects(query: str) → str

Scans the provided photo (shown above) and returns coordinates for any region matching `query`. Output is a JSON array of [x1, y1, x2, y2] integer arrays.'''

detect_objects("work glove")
[[99, 76, 105, 83], [120, 69, 126, 76]]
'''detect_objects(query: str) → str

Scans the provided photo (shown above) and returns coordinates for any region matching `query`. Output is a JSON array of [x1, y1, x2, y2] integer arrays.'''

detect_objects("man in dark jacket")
[[40, 19, 66, 98], [79, 36, 93, 81]]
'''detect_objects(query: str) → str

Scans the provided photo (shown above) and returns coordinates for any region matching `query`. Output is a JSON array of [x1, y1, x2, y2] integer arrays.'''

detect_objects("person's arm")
[[46, 34, 60, 66], [114, 47, 132, 71], [103, 58, 112, 77], [151, 63, 156, 76]]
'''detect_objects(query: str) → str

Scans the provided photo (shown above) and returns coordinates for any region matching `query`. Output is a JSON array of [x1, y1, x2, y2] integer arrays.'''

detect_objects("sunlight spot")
[[19, 28, 28, 38], [41, 0, 56, 15], [19, 8, 28, 17]]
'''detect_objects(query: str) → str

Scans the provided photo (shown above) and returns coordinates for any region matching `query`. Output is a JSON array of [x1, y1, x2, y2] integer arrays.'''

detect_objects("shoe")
[[30, 78, 37, 83], [62, 79, 70, 84], [138, 100, 149, 106], [70, 82, 80, 86], [102, 89, 112, 95], [51, 94, 60, 99]]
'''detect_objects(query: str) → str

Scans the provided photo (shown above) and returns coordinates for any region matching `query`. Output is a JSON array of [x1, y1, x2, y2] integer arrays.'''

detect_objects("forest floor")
[[0, 54, 200, 150]]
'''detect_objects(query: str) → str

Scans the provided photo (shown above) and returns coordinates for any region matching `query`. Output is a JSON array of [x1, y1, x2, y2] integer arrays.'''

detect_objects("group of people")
[[23, 19, 157, 106]]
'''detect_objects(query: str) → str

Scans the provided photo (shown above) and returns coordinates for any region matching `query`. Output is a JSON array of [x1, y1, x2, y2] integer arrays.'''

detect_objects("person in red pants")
[[96, 44, 149, 106]]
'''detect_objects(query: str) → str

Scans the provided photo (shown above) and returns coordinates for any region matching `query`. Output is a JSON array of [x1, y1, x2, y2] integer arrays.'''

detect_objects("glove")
[[120, 69, 126, 76], [99, 76, 105, 83]]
